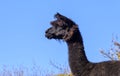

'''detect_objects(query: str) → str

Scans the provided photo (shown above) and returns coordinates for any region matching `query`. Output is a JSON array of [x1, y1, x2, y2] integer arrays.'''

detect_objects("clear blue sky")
[[0, 0, 120, 72]]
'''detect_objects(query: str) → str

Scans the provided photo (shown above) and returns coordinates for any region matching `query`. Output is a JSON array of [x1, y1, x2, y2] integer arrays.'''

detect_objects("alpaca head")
[[45, 13, 78, 41]]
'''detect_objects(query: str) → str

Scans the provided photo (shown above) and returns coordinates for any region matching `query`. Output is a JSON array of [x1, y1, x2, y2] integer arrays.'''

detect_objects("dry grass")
[[100, 37, 120, 60], [0, 65, 53, 76], [1, 37, 120, 76]]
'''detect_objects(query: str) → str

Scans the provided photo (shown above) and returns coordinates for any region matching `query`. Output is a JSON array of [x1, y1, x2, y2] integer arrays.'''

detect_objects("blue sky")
[[0, 0, 120, 72]]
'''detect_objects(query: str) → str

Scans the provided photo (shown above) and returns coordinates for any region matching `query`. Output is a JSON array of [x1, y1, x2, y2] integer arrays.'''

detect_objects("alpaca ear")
[[55, 13, 62, 20], [56, 12, 61, 17], [55, 13, 68, 21]]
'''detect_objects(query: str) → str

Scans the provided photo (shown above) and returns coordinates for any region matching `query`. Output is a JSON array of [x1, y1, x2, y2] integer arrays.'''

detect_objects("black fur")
[[45, 13, 120, 76]]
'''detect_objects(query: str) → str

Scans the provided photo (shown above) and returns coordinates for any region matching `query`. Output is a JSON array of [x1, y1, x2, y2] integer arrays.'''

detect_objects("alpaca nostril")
[[45, 29, 50, 37], [45, 32, 50, 38]]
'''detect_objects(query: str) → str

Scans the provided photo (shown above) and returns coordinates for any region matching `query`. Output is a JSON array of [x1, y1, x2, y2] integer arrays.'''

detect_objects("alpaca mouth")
[[45, 33, 53, 39], [45, 33, 62, 40], [45, 33, 57, 39]]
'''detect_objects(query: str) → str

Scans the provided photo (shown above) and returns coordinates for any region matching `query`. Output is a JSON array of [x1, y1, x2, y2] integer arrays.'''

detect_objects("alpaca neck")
[[66, 31, 89, 75]]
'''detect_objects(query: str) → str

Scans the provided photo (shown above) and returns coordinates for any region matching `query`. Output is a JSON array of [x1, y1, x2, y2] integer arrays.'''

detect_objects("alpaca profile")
[[45, 13, 120, 76]]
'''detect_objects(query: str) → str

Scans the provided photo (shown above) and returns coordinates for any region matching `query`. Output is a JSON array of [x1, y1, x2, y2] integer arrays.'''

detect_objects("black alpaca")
[[45, 13, 120, 76]]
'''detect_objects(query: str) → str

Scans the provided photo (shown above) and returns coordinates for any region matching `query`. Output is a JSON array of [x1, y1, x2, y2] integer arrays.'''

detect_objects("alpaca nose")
[[45, 31, 51, 39], [45, 27, 54, 39], [45, 29, 48, 34], [45, 29, 50, 38]]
